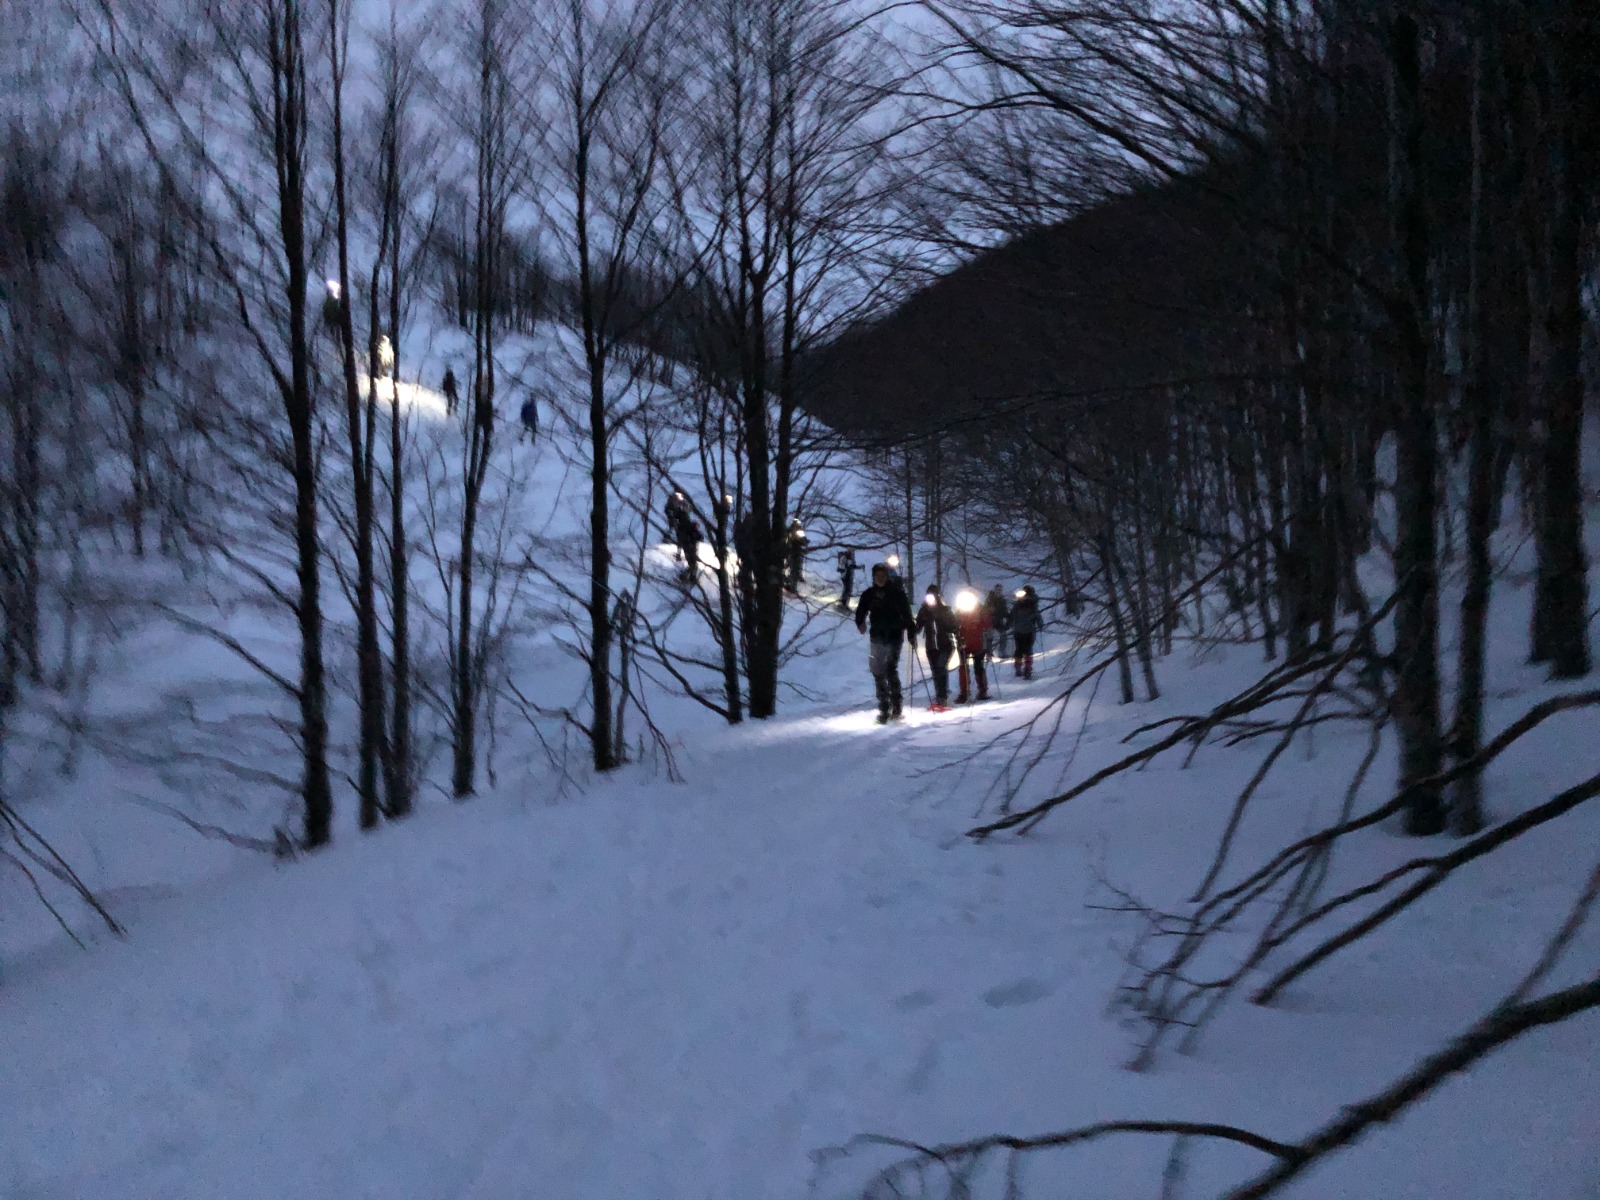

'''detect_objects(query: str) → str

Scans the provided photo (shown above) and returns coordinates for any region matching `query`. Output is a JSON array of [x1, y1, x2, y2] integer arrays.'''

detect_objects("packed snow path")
[[4, 643, 1598, 1199]]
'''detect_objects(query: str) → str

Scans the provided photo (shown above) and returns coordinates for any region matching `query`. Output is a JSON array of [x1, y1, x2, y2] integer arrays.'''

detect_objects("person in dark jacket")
[[1011, 585, 1041, 679], [915, 584, 959, 708], [784, 517, 808, 594], [675, 512, 701, 582], [733, 511, 760, 623], [984, 585, 1012, 660], [953, 589, 992, 703], [441, 366, 460, 417], [665, 490, 689, 545], [854, 563, 916, 722], [663, 490, 698, 580], [518, 395, 539, 443], [836, 548, 858, 611]]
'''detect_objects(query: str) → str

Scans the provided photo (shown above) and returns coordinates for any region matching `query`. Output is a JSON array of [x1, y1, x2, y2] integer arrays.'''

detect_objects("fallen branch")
[[1253, 767, 1600, 1005]]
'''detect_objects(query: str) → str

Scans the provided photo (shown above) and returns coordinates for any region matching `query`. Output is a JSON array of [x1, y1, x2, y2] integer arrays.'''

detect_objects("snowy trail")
[[0, 675, 1083, 1200], [5, 633, 1599, 1199]]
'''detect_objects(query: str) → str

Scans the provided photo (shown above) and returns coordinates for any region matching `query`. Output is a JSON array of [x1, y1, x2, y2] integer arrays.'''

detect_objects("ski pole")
[[906, 639, 925, 705]]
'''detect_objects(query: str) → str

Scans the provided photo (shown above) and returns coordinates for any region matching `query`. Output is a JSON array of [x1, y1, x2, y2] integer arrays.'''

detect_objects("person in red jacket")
[[953, 589, 991, 703]]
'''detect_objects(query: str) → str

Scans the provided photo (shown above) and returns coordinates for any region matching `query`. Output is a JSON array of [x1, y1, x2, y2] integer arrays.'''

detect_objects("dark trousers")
[[1014, 632, 1036, 679], [958, 650, 988, 701], [925, 644, 951, 704], [868, 638, 903, 714]]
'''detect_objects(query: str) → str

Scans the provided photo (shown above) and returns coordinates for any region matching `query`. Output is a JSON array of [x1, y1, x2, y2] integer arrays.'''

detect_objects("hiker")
[[953, 588, 992, 703], [441, 366, 460, 417], [837, 548, 858, 611], [854, 562, 916, 723], [321, 280, 344, 328], [785, 518, 808, 594], [674, 509, 701, 581], [1012, 585, 1041, 680], [733, 511, 758, 612], [665, 491, 690, 549], [518, 395, 539, 443], [916, 584, 959, 709], [984, 585, 1012, 660]]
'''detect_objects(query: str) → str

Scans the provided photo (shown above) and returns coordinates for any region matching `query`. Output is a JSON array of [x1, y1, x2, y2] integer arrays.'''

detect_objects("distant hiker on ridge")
[[441, 366, 460, 417]]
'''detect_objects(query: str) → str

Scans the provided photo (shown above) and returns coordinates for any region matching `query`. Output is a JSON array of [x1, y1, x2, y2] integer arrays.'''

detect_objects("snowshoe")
[[876, 711, 891, 725], [928, 703, 951, 713]]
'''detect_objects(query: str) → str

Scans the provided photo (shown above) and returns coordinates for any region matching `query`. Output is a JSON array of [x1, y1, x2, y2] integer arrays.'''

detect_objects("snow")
[[3, 310, 1598, 1199], [9, 4, 1597, 1192], [4, 560, 1599, 1198]]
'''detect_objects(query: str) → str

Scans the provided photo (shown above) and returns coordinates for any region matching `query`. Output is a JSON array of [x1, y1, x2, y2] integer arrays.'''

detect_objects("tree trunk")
[[1529, 10, 1592, 679], [1101, 525, 1137, 704], [1389, 8, 1446, 835], [1450, 33, 1499, 837], [378, 45, 413, 819], [328, 0, 385, 831], [271, 0, 334, 846]]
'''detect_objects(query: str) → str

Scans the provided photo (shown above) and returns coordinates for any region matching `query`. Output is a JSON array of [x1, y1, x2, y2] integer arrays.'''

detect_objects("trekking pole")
[[907, 640, 927, 706]]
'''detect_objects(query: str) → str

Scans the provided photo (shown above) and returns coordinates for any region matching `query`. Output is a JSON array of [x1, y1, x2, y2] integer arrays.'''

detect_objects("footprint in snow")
[[905, 1041, 940, 1093], [894, 988, 938, 1013], [983, 977, 1054, 1008]]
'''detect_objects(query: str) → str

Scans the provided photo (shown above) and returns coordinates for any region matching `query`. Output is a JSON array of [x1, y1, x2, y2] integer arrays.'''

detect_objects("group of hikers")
[[649, 493, 1044, 724], [664, 492, 809, 595], [853, 560, 1041, 723], [439, 366, 540, 443]]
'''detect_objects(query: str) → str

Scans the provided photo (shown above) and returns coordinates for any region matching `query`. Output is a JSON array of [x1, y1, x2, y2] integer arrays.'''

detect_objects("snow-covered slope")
[[4, 562, 1598, 1198]]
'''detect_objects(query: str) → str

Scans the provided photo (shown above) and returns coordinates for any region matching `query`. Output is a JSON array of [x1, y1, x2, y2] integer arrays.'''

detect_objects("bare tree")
[[367, 7, 436, 819], [325, 0, 388, 829], [540, 0, 685, 771], [84, 0, 337, 845], [674, 0, 899, 718], [441, 0, 537, 797]]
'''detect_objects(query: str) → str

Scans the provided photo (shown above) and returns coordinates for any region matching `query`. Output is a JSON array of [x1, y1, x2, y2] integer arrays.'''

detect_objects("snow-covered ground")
[[4, 308, 1599, 1198], [4, 552, 1598, 1198]]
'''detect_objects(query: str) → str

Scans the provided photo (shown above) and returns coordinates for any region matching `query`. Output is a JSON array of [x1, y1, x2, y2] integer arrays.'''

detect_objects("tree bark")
[[1389, 7, 1445, 835]]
